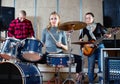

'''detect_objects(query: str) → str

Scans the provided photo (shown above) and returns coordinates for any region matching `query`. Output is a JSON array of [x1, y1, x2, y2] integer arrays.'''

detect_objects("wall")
[[1, 0, 104, 54]]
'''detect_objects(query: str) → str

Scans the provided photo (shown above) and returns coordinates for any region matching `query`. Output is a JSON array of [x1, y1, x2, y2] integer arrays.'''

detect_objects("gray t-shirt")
[[41, 27, 67, 53]]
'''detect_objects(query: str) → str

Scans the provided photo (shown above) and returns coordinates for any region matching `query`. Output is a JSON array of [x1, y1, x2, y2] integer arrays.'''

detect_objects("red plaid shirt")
[[8, 18, 34, 39]]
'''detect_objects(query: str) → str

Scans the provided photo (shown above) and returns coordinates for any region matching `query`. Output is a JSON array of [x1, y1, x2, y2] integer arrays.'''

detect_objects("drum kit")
[[0, 21, 87, 84], [0, 37, 43, 84], [0, 37, 43, 61]]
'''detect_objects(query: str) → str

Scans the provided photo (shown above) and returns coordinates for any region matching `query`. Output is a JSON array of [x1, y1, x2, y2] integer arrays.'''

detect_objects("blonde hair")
[[47, 11, 60, 30]]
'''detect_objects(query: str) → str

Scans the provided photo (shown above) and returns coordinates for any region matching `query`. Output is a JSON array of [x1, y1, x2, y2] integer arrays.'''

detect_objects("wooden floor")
[[36, 64, 101, 84], [42, 73, 100, 84]]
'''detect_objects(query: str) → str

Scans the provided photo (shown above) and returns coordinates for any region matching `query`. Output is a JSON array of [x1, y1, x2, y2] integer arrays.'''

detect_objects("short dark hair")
[[85, 12, 94, 17]]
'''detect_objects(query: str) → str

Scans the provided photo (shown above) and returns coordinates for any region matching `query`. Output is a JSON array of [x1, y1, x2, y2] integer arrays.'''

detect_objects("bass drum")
[[0, 62, 42, 84]]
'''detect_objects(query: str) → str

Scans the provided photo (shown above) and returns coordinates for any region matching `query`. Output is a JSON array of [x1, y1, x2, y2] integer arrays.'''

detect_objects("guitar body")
[[81, 28, 119, 56], [82, 40, 97, 56]]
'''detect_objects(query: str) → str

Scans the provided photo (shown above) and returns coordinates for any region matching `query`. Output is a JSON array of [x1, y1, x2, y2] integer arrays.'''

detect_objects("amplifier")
[[105, 57, 120, 84]]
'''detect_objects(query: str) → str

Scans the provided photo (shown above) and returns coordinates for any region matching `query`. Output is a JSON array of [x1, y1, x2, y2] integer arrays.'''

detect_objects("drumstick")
[[48, 30, 57, 43]]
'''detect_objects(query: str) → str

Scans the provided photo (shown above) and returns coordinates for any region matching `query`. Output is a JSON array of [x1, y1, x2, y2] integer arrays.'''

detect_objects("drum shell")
[[0, 62, 42, 84], [22, 38, 43, 62], [22, 38, 42, 54], [0, 38, 20, 60], [47, 54, 74, 67]]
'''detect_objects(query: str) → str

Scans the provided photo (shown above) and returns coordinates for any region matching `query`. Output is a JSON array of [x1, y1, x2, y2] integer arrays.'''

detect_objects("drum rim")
[[22, 52, 42, 62], [26, 37, 40, 41], [15, 63, 26, 84], [0, 62, 42, 83], [0, 52, 16, 56], [22, 51, 42, 54], [6, 37, 21, 42], [0, 53, 17, 60], [47, 53, 73, 57]]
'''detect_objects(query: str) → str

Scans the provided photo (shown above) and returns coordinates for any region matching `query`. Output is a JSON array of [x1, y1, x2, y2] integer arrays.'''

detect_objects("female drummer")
[[39, 11, 68, 63], [40, 11, 82, 80]]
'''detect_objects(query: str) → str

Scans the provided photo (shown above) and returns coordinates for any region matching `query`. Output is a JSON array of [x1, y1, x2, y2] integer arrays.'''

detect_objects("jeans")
[[88, 43, 104, 83]]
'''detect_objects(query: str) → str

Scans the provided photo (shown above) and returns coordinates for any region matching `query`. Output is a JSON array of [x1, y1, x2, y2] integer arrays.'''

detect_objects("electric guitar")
[[82, 28, 120, 56]]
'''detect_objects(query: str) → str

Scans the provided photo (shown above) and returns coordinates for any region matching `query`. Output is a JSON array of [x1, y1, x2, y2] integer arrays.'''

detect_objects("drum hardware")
[[62, 30, 76, 84], [59, 21, 86, 84], [76, 72, 84, 84], [10, 41, 21, 62], [22, 74, 30, 78], [9, 57, 20, 63], [22, 74, 41, 78], [0, 38, 21, 61], [35, 74, 41, 77]]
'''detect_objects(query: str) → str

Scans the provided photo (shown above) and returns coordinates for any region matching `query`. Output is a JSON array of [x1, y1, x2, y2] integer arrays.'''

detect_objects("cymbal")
[[71, 41, 92, 45], [59, 21, 87, 31]]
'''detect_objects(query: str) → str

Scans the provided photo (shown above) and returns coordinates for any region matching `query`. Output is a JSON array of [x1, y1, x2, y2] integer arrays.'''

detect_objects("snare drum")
[[0, 37, 20, 60], [47, 54, 74, 67], [22, 38, 43, 62], [0, 62, 42, 84]]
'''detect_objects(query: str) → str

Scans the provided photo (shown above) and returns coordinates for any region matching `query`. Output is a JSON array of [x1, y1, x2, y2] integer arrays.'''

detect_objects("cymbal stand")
[[76, 40, 89, 84], [63, 30, 76, 84]]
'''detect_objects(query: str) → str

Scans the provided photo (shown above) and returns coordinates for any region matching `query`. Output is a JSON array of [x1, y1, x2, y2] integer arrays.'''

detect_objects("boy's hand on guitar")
[[104, 34, 111, 38]]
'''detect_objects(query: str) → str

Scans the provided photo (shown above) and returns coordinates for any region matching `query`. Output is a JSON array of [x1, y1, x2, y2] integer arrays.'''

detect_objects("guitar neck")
[[94, 36, 105, 45], [93, 28, 119, 45]]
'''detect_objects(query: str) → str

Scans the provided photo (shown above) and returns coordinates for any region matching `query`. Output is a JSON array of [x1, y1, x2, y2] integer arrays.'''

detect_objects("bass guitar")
[[82, 28, 120, 56]]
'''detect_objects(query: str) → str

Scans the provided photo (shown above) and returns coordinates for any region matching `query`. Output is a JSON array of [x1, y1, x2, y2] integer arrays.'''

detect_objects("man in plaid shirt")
[[8, 10, 34, 39]]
